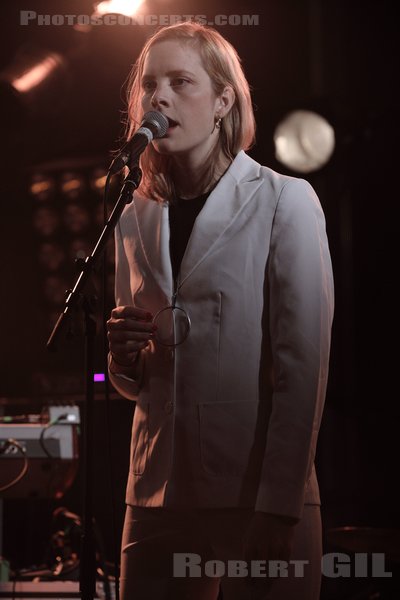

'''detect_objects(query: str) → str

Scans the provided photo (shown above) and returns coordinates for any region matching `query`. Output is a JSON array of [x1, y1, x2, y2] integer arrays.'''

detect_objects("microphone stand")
[[46, 165, 142, 600]]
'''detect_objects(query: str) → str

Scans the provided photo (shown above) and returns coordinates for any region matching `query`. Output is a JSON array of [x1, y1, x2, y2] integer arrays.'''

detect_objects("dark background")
[[0, 0, 398, 597]]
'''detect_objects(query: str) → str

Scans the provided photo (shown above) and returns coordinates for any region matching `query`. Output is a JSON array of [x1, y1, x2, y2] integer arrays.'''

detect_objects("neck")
[[171, 155, 207, 199], [171, 151, 230, 200]]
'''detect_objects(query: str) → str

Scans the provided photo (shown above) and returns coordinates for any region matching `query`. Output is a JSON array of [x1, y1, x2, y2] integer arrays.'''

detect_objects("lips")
[[167, 117, 179, 128]]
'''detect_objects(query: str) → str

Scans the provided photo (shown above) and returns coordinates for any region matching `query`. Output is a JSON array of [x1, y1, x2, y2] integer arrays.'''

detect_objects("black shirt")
[[168, 191, 210, 283]]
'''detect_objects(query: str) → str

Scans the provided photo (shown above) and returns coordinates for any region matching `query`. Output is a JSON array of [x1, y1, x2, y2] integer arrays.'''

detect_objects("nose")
[[150, 83, 169, 109], [151, 94, 168, 109]]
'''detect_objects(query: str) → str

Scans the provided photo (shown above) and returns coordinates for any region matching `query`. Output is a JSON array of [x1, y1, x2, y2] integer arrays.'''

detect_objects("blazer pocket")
[[131, 401, 149, 476], [198, 400, 259, 477]]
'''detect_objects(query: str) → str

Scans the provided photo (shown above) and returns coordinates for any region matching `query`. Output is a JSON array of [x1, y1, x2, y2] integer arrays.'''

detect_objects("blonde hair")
[[125, 21, 256, 202]]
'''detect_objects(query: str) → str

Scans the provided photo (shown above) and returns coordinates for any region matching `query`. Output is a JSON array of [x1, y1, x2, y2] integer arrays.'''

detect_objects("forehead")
[[142, 39, 206, 75]]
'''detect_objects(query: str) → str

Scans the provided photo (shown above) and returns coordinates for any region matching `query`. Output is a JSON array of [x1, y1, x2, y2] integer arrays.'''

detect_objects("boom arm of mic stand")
[[46, 165, 142, 352]]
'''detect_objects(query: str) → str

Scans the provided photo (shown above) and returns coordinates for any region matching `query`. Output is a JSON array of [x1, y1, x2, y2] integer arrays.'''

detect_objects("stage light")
[[12, 53, 64, 94], [63, 204, 91, 235], [28, 162, 117, 345], [94, 0, 145, 18], [0, 45, 68, 110], [60, 172, 85, 199], [29, 174, 55, 201], [274, 110, 335, 173], [32, 206, 60, 237], [90, 168, 108, 194]]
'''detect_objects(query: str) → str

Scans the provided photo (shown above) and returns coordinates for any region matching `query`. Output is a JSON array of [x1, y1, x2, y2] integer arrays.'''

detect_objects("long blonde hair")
[[125, 21, 256, 202]]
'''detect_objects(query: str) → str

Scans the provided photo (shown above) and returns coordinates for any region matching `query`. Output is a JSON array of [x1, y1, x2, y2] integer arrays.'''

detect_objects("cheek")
[[199, 95, 218, 119], [141, 92, 155, 111], [197, 105, 215, 127]]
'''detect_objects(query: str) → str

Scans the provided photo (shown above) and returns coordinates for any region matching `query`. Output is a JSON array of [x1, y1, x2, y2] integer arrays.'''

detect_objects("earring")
[[215, 116, 222, 130]]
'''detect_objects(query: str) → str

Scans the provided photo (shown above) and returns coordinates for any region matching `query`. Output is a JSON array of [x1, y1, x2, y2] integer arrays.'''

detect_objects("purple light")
[[94, 373, 105, 382]]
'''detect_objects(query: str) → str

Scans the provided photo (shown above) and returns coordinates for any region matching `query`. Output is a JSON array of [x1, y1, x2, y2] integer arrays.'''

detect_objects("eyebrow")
[[141, 69, 196, 82]]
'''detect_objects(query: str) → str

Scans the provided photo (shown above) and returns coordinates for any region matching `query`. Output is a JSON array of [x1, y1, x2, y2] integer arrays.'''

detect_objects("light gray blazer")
[[109, 150, 334, 520]]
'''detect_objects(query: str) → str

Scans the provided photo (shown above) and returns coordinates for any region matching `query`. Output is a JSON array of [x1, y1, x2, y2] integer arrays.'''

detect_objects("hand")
[[243, 512, 297, 591], [107, 305, 156, 367]]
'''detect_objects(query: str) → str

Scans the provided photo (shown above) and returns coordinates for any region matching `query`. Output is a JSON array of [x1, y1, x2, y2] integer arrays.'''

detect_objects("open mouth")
[[167, 117, 179, 128]]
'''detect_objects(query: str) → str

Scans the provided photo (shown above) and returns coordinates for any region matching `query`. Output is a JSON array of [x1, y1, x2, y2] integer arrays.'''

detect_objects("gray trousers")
[[120, 504, 322, 600]]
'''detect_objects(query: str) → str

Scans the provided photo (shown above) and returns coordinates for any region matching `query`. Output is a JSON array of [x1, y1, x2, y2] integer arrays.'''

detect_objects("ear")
[[216, 86, 235, 117]]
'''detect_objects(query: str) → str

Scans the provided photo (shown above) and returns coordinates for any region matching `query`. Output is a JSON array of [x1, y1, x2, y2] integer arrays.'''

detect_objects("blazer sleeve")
[[108, 218, 144, 401], [255, 178, 334, 519]]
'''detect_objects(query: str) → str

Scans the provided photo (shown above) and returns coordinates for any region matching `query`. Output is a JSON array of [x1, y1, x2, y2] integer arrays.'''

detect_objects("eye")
[[142, 80, 156, 92], [171, 77, 189, 87]]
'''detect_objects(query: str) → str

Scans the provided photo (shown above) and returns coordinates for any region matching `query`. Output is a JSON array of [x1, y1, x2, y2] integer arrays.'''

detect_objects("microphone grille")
[[142, 111, 169, 138]]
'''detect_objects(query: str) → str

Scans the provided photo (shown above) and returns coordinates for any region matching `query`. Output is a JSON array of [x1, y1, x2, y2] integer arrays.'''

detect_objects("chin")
[[153, 139, 180, 156]]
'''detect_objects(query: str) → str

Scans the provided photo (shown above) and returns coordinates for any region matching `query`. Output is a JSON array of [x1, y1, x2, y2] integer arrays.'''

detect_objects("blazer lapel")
[[133, 151, 262, 301], [132, 197, 173, 301], [179, 151, 262, 285]]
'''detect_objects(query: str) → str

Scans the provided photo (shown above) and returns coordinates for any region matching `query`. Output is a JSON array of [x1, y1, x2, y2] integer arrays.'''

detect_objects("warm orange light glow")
[[30, 180, 53, 196], [12, 53, 64, 93], [61, 178, 83, 194], [94, 0, 145, 18], [93, 174, 107, 189]]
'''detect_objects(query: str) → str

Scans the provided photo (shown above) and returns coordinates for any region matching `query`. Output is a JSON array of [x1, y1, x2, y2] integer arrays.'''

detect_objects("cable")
[[39, 414, 68, 459], [0, 438, 29, 492]]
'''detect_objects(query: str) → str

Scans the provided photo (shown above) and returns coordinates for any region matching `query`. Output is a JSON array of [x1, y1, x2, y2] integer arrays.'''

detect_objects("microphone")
[[108, 111, 168, 175]]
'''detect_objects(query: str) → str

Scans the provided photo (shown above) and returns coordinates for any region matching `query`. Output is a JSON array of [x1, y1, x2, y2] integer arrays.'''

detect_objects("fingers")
[[112, 340, 150, 350], [108, 323, 155, 342], [112, 339, 150, 354], [108, 319, 154, 333], [243, 539, 274, 593], [107, 306, 156, 365], [110, 339, 150, 367], [108, 306, 154, 333], [108, 329, 154, 356], [243, 513, 294, 563], [111, 306, 153, 321]]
